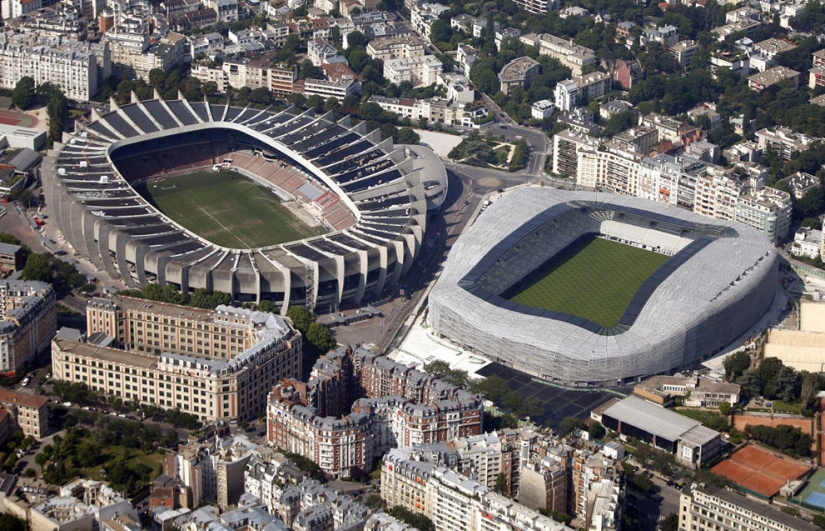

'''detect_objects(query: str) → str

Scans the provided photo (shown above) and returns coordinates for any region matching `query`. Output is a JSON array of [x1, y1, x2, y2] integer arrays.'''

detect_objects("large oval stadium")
[[44, 95, 447, 311], [428, 189, 779, 387]]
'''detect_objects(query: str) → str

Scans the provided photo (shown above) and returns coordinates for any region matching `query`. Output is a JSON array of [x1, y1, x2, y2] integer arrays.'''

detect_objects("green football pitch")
[[507, 235, 670, 328], [137, 171, 325, 249]]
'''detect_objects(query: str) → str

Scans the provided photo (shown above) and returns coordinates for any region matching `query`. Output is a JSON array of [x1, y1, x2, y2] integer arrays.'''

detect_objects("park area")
[[504, 236, 670, 328], [137, 170, 324, 249]]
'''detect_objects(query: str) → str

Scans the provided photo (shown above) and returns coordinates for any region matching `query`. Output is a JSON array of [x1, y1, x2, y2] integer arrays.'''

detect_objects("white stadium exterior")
[[428, 189, 779, 387], [43, 96, 447, 311]]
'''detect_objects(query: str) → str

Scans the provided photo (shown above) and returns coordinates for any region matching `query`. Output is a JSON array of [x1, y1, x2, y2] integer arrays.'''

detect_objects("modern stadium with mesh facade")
[[428, 189, 779, 387], [43, 95, 447, 312]]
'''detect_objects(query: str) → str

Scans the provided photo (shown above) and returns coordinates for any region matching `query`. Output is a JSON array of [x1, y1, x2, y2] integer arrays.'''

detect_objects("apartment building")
[[0, 388, 48, 439], [368, 95, 472, 126], [736, 186, 792, 243], [496, 28, 522, 50], [679, 484, 819, 531], [693, 167, 748, 221], [297, 77, 359, 101], [0, 35, 110, 101], [307, 38, 344, 67], [382, 448, 574, 531], [191, 63, 228, 92], [410, 3, 451, 37], [498, 56, 540, 96], [755, 126, 816, 161], [52, 297, 301, 422], [610, 126, 658, 155], [223, 56, 271, 90], [271, 63, 298, 98], [554, 79, 579, 112], [670, 40, 699, 68], [366, 35, 426, 61], [554, 130, 793, 241], [519, 33, 597, 75], [2, 0, 42, 21], [552, 128, 600, 176], [383, 55, 443, 86], [174, 434, 257, 509], [748, 66, 800, 92], [577, 144, 643, 195], [512, 0, 558, 14], [780, 171, 819, 199], [813, 48, 825, 69], [0, 281, 56, 375], [640, 113, 684, 143], [267, 346, 483, 478], [637, 154, 692, 207]]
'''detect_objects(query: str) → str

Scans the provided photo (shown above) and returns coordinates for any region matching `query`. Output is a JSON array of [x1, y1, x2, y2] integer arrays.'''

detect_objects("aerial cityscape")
[[0, 0, 825, 529]]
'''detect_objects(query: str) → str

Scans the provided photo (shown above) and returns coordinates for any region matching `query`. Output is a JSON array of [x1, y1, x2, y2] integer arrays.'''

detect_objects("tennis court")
[[792, 468, 825, 511], [711, 444, 811, 499]]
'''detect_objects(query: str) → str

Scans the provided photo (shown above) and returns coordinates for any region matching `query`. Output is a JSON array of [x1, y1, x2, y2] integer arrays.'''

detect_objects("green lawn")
[[507, 236, 670, 328], [137, 170, 325, 248]]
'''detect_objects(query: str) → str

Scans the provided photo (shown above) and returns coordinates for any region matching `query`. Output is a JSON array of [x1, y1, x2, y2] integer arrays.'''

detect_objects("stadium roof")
[[429, 189, 779, 385]]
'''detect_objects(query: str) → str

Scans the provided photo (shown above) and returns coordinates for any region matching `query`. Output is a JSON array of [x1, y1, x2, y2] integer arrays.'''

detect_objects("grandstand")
[[429, 189, 780, 386], [44, 95, 447, 310]]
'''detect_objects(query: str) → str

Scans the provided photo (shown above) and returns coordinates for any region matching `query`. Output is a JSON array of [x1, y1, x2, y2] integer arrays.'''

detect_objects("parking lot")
[[476, 363, 627, 427]]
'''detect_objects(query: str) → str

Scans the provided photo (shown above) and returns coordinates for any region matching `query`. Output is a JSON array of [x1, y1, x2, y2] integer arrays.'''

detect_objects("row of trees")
[[51, 380, 203, 430], [22, 252, 90, 298], [745, 424, 812, 458], [118, 282, 231, 309]]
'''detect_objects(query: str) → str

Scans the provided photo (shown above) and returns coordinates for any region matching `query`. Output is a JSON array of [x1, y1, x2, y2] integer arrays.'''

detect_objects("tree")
[[346, 30, 368, 49], [631, 473, 654, 493], [366, 494, 384, 510], [429, 19, 452, 46], [323, 97, 340, 113], [0, 514, 25, 531], [661, 513, 679, 531], [306, 322, 337, 353], [396, 127, 420, 145], [286, 305, 316, 334], [307, 95, 325, 113], [719, 401, 731, 416], [12, 77, 34, 110], [561, 416, 585, 435], [588, 422, 606, 440], [22, 253, 52, 283], [723, 351, 750, 381], [387, 506, 435, 531], [494, 472, 509, 496]]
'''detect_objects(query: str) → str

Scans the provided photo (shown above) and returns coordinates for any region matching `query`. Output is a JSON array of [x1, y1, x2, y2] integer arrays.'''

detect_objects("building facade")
[[0, 388, 48, 439], [52, 297, 301, 422], [678, 485, 820, 531], [519, 33, 596, 75], [0, 34, 110, 101], [0, 281, 56, 375], [267, 346, 483, 478]]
